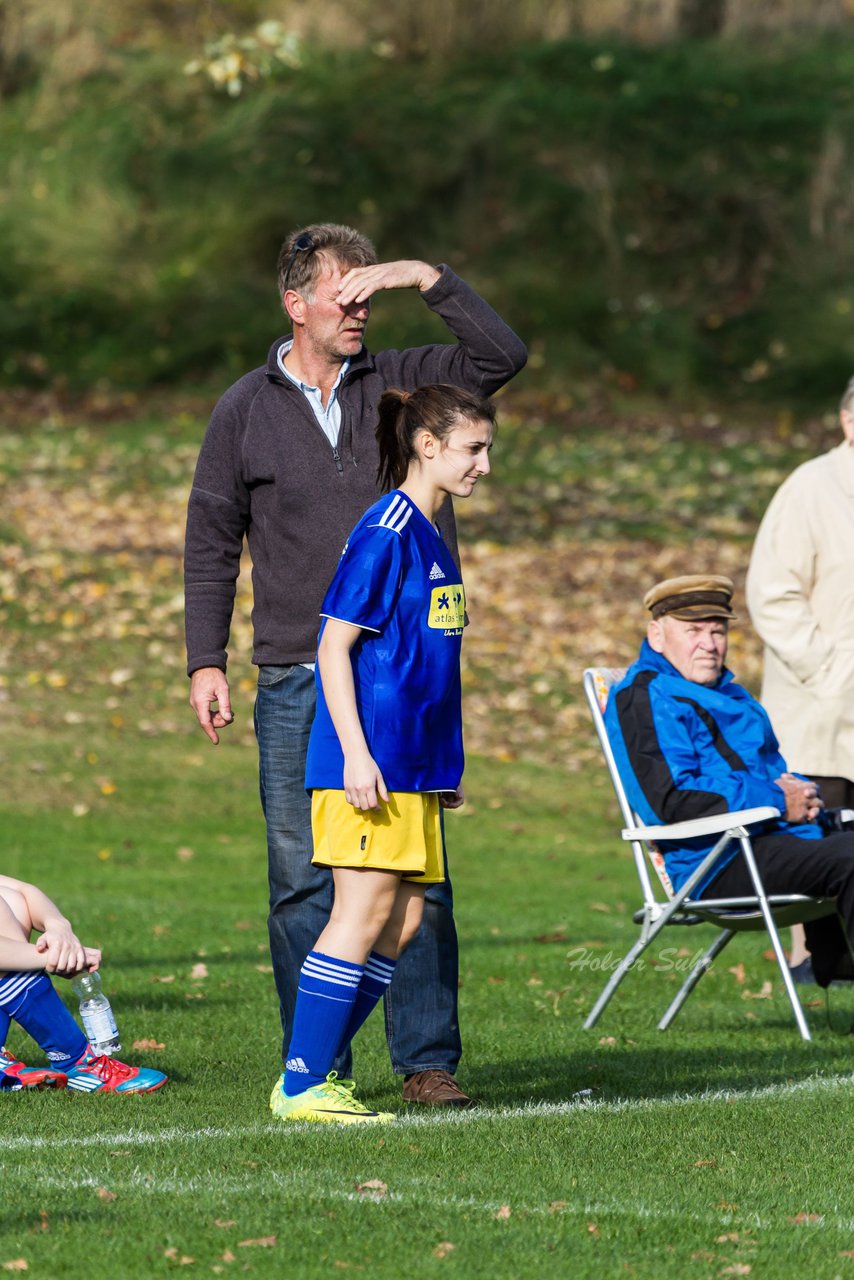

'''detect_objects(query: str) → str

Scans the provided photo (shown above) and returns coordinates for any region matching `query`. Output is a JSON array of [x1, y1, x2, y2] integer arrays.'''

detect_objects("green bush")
[[1, 33, 853, 401]]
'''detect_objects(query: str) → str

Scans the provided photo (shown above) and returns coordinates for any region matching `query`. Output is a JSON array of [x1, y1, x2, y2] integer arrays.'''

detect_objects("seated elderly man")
[[605, 573, 854, 988]]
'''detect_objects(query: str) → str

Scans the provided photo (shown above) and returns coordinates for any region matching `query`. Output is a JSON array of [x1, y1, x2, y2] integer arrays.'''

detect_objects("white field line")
[[4, 1169, 851, 1234], [2, 1068, 853, 1157]]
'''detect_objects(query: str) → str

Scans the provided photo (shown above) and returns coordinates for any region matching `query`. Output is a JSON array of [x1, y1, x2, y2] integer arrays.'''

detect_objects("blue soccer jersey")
[[305, 490, 465, 793]]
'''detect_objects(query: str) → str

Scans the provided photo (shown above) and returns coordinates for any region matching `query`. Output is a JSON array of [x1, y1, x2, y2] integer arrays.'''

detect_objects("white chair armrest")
[[623, 806, 780, 843]]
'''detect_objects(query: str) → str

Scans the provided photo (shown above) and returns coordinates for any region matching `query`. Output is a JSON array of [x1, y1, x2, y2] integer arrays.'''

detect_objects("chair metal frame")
[[583, 667, 837, 1041]]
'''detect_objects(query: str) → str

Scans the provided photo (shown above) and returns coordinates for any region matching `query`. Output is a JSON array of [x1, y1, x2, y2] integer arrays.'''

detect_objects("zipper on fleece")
[[269, 370, 357, 474]]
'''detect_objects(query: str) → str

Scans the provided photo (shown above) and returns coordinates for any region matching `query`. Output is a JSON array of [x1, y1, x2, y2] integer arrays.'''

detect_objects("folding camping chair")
[[582, 666, 838, 1041]]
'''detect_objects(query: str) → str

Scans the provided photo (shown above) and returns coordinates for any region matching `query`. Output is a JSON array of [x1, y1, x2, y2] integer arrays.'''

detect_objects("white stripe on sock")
[[302, 956, 362, 988], [365, 956, 395, 982], [0, 971, 41, 1009]]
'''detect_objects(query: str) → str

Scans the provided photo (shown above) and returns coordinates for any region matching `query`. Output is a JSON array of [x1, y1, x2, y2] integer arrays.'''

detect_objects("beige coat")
[[746, 440, 854, 780]]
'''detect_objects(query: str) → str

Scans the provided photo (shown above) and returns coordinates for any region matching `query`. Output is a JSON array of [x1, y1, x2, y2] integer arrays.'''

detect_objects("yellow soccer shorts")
[[311, 790, 445, 883]]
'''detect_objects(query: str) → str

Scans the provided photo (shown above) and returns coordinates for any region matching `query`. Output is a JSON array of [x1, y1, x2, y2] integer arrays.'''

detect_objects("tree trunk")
[[678, 0, 727, 37]]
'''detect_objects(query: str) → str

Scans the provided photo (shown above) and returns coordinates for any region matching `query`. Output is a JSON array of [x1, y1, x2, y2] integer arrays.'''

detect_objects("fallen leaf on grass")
[[213, 1220, 236, 1229], [789, 1213, 823, 1225], [220, 1250, 235, 1263], [741, 982, 773, 1000], [598, 1036, 617, 1046], [190, 963, 208, 980], [587, 1221, 600, 1236], [691, 1251, 715, 1262], [163, 1248, 194, 1264], [839, 1249, 854, 1258], [495, 1205, 512, 1220], [132, 1039, 165, 1051], [238, 1236, 276, 1248], [356, 1180, 387, 1199], [255, 964, 274, 973], [153, 974, 175, 984], [487, 976, 505, 985], [716, 1233, 740, 1242], [728, 963, 746, 984], [589, 902, 611, 913], [2, 1261, 28, 1272], [96, 1188, 116, 1202], [694, 1159, 718, 1167], [534, 932, 568, 944], [433, 1242, 456, 1259], [721, 1266, 751, 1276], [109, 1150, 131, 1157], [548, 1200, 568, 1213]]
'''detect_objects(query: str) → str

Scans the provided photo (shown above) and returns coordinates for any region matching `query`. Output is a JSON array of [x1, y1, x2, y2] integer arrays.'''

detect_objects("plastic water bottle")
[[72, 971, 121, 1056]]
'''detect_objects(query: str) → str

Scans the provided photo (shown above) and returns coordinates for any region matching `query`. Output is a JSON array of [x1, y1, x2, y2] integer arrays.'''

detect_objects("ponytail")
[[375, 384, 496, 491], [375, 390, 415, 492]]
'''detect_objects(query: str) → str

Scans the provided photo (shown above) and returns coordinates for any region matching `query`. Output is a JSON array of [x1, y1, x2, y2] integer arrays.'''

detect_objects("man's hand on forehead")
[[335, 260, 441, 307]]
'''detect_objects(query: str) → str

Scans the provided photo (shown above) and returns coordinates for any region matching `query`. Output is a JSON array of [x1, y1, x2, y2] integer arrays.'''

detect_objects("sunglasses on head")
[[282, 232, 316, 291]]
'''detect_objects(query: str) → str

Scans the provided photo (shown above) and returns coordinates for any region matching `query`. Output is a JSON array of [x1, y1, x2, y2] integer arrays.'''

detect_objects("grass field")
[[3, 395, 854, 1278]]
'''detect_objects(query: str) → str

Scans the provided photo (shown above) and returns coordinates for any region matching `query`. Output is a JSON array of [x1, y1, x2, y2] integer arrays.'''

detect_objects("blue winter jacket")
[[604, 641, 821, 893]]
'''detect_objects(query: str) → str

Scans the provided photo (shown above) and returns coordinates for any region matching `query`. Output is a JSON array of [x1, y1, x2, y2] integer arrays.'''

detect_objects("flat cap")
[[643, 574, 736, 621]]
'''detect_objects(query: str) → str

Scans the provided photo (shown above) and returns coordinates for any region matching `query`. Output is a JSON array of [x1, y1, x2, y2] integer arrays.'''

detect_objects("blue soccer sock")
[[0, 971, 88, 1067], [337, 951, 397, 1058], [0, 1007, 11, 1050], [284, 951, 363, 1096]]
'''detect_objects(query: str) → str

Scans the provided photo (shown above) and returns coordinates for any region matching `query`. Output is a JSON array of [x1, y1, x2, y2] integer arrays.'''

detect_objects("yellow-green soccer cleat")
[[269, 1071, 395, 1125]]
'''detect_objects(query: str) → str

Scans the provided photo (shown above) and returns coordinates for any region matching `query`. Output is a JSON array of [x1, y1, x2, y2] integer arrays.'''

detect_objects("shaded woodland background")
[[1, 0, 853, 403]]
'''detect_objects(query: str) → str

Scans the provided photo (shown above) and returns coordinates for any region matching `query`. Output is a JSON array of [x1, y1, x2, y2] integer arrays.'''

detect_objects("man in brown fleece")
[[184, 222, 526, 1107]]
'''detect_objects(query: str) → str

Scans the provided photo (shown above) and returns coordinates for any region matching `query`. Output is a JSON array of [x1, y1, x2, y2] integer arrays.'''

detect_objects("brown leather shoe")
[[402, 1069, 476, 1108]]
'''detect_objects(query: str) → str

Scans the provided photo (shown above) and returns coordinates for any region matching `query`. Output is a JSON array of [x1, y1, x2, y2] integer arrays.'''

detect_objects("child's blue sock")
[[0, 972, 87, 1067], [337, 951, 397, 1056], [0, 1008, 10, 1049], [284, 951, 363, 1096]]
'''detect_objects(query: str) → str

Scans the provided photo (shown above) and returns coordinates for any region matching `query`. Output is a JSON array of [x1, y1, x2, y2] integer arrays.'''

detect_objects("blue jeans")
[[255, 664, 462, 1075]]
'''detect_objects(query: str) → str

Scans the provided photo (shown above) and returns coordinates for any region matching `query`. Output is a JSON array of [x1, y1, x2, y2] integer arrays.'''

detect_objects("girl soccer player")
[[270, 383, 495, 1124]]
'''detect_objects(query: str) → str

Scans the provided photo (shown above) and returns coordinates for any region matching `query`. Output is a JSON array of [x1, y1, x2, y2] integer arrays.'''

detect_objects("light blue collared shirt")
[[277, 341, 349, 448]]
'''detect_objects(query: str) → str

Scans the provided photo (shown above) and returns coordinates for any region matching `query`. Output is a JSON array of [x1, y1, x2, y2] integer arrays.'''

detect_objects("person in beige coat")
[[747, 378, 854, 978]]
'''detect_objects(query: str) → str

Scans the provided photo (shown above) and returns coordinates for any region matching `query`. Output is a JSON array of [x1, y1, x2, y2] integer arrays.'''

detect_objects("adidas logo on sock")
[[286, 1057, 309, 1074], [428, 562, 445, 580]]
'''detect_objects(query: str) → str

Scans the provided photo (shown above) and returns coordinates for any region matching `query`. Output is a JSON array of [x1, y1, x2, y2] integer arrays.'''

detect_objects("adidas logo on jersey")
[[428, 562, 446, 580], [286, 1056, 310, 1074]]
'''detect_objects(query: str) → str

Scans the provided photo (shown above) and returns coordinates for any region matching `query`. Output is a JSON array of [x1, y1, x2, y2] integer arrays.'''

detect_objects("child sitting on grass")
[[0, 874, 167, 1093]]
